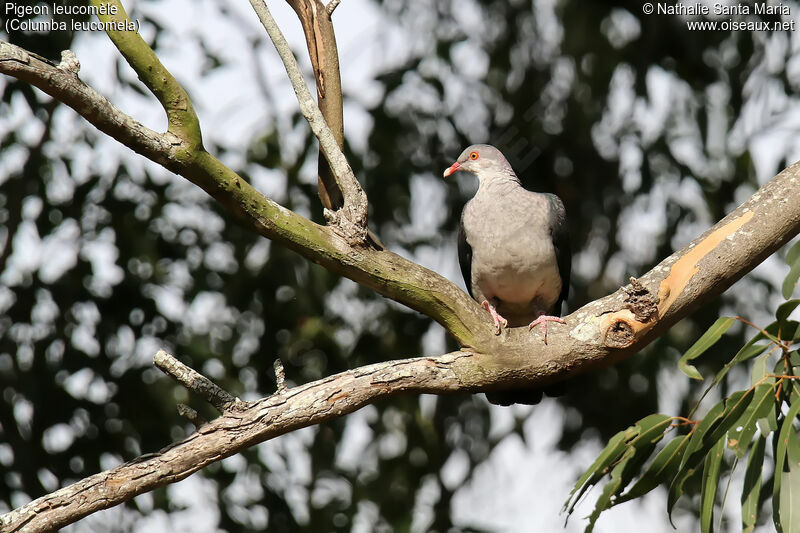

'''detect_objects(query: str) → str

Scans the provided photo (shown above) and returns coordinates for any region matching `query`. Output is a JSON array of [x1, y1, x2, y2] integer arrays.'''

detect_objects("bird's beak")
[[443, 162, 461, 178]]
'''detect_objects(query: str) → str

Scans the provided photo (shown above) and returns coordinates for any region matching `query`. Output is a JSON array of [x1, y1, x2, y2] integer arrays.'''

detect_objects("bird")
[[443, 144, 571, 405]]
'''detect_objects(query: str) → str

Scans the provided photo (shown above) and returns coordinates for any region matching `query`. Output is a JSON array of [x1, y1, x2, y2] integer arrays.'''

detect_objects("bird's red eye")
[[469, 151, 479, 160]]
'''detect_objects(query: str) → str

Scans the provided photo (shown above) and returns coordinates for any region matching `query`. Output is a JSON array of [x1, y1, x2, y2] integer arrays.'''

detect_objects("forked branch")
[[249, 0, 368, 241]]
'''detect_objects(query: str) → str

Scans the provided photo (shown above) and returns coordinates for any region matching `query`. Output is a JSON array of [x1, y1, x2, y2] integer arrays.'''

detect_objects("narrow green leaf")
[[750, 352, 772, 388], [711, 320, 787, 389], [685, 390, 754, 469], [713, 343, 769, 388], [728, 383, 778, 458], [787, 239, 800, 267], [584, 425, 672, 533], [669, 402, 725, 518], [788, 418, 800, 469], [785, 240, 800, 299], [618, 435, 689, 503], [667, 461, 703, 526], [741, 436, 766, 533], [584, 448, 633, 532], [773, 386, 800, 533], [679, 317, 736, 380], [681, 401, 726, 467], [610, 415, 674, 497], [777, 300, 800, 324], [700, 437, 725, 533], [780, 468, 800, 533], [671, 390, 755, 519], [758, 392, 780, 437], [780, 425, 800, 533], [790, 351, 800, 375], [784, 258, 800, 299], [703, 390, 756, 450], [783, 321, 800, 344], [711, 320, 797, 393], [628, 414, 673, 449], [565, 414, 672, 518], [563, 426, 635, 514]]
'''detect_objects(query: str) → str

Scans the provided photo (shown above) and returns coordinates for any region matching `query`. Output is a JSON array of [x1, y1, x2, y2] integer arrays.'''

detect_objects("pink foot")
[[528, 314, 566, 344], [482, 300, 508, 335]]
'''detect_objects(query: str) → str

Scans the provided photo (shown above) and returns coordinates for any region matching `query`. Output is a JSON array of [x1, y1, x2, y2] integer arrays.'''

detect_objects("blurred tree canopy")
[[1, 0, 799, 531]]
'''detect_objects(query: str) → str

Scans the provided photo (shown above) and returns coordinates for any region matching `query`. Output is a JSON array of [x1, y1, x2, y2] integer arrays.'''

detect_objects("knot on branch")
[[324, 206, 368, 245], [57, 50, 80, 74], [623, 277, 658, 323], [604, 317, 636, 348]]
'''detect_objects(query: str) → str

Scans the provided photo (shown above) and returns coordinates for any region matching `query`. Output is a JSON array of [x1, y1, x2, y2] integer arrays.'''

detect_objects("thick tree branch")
[[91, 0, 202, 148], [0, 351, 472, 533], [249, 0, 369, 242], [3, 161, 800, 532], [0, 42, 180, 169], [0, 39, 487, 346]]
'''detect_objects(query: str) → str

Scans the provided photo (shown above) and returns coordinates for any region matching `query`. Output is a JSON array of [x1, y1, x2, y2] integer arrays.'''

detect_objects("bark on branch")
[[285, 0, 345, 209], [0, 38, 485, 346], [3, 160, 800, 532], [249, 0, 369, 242], [154, 350, 241, 413], [0, 351, 472, 532]]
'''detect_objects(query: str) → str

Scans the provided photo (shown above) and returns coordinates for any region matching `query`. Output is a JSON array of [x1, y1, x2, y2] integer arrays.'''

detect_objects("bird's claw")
[[482, 301, 508, 335], [528, 315, 566, 344]]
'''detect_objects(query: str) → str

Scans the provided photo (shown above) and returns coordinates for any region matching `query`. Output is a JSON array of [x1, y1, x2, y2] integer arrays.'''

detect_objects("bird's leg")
[[528, 312, 566, 344], [481, 300, 508, 335]]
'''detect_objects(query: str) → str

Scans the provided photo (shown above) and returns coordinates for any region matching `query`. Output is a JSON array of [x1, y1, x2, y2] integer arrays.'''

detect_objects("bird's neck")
[[476, 171, 521, 195]]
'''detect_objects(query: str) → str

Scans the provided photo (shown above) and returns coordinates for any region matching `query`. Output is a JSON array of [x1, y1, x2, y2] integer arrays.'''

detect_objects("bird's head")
[[443, 144, 516, 182]]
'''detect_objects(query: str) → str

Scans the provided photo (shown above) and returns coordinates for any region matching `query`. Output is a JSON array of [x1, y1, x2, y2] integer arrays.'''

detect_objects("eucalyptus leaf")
[[728, 383, 777, 458], [741, 436, 766, 533], [780, 468, 800, 533], [611, 415, 674, 496], [671, 390, 754, 519], [785, 428, 800, 533], [583, 415, 675, 531], [787, 239, 800, 267], [563, 426, 636, 515], [776, 299, 800, 324], [784, 240, 800, 299], [679, 317, 736, 380], [684, 390, 754, 469], [773, 386, 800, 532], [700, 437, 725, 533], [667, 460, 703, 525], [750, 351, 772, 388], [784, 258, 800, 299], [585, 448, 636, 533], [618, 435, 689, 503], [714, 343, 769, 388]]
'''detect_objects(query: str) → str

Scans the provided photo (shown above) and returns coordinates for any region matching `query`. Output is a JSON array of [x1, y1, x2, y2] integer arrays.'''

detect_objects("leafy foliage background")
[[1, 0, 799, 531]]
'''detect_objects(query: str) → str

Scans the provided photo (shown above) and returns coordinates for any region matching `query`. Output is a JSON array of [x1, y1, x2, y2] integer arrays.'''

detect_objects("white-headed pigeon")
[[444, 144, 571, 405]]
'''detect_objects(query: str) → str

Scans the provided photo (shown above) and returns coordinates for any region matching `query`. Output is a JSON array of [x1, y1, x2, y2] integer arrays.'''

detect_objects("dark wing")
[[545, 193, 571, 315], [457, 211, 473, 298]]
